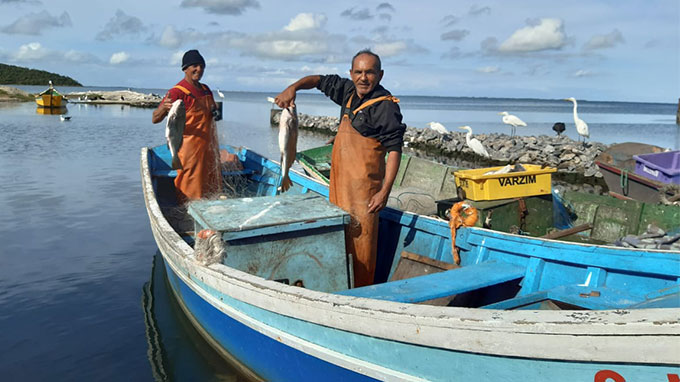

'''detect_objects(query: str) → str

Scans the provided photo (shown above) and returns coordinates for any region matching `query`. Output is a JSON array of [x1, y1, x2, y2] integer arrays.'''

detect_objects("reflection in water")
[[142, 253, 170, 382], [36, 106, 67, 115], [142, 252, 252, 382]]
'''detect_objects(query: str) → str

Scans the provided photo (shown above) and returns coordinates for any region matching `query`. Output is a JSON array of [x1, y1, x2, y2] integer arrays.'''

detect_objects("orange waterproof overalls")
[[172, 84, 221, 202], [329, 94, 399, 287]]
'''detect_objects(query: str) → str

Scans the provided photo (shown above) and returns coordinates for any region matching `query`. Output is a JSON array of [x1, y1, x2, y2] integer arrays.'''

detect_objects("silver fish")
[[278, 105, 298, 192], [166, 99, 185, 170]]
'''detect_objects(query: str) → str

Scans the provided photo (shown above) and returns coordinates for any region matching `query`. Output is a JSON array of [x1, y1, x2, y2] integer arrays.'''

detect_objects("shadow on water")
[[142, 252, 253, 382]]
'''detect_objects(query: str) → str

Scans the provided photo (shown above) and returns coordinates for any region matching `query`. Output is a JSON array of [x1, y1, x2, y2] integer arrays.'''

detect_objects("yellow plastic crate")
[[454, 164, 556, 201]]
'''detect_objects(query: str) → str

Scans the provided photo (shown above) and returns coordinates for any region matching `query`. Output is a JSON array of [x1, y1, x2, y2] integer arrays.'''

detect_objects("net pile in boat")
[[194, 229, 226, 265]]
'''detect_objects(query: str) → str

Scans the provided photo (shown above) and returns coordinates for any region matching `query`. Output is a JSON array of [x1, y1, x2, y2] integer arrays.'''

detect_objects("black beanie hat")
[[182, 49, 205, 70]]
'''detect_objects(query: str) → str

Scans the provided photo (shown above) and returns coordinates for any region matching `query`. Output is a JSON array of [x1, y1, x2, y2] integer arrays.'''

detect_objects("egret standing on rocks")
[[459, 125, 490, 158], [498, 111, 527, 137], [564, 97, 589, 144], [426, 121, 448, 134]]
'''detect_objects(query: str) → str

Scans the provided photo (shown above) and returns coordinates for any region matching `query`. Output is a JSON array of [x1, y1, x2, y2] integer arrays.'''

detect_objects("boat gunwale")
[[141, 146, 680, 366]]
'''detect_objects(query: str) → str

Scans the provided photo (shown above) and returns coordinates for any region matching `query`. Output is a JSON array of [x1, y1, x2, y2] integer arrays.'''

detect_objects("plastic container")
[[633, 150, 680, 184], [454, 164, 556, 201]]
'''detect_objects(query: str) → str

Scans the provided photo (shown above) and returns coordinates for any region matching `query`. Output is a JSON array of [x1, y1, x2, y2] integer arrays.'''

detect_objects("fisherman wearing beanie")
[[152, 49, 222, 201]]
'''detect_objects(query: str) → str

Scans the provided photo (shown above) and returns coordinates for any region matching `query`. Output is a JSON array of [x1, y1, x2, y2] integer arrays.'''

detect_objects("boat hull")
[[596, 160, 664, 203], [142, 146, 680, 381], [36, 94, 63, 108], [158, 230, 678, 382]]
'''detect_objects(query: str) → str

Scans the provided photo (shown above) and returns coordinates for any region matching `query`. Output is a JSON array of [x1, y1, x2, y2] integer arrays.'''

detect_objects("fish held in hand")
[[278, 106, 298, 192], [166, 99, 185, 170]]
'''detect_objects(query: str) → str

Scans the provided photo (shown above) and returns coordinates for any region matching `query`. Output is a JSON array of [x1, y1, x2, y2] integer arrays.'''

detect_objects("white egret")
[[458, 125, 490, 158], [564, 97, 589, 143], [426, 121, 448, 134], [498, 111, 527, 137], [217, 89, 225, 98]]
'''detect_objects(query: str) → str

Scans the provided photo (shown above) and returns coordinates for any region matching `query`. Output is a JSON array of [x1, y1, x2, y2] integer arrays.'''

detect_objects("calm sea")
[[0, 87, 677, 381]]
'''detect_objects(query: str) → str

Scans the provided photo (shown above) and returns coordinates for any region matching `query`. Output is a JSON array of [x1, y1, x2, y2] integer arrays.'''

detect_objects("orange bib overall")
[[173, 85, 221, 202], [329, 94, 398, 287]]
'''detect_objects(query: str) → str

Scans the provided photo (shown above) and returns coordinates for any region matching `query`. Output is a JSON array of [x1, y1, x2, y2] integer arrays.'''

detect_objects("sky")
[[0, 0, 677, 103]]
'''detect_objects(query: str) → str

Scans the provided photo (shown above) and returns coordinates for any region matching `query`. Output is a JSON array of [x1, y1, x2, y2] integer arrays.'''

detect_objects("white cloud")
[[159, 26, 181, 48], [109, 52, 130, 65], [156, 25, 205, 49], [15, 42, 47, 60], [284, 13, 327, 31], [373, 41, 407, 57], [477, 65, 499, 73], [109, 51, 129, 65], [170, 50, 185, 66], [213, 13, 342, 61], [253, 40, 327, 58], [96, 9, 147, 41], [1, 10, 71, 35], [499, 18, 567, 53], [180, 0, 259, 15], [11, 42, 100, 64], [583, 29, 624, 51]]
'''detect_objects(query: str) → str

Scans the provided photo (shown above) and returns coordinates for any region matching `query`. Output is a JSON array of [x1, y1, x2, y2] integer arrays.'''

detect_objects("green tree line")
[[0, 63, 82, 86]]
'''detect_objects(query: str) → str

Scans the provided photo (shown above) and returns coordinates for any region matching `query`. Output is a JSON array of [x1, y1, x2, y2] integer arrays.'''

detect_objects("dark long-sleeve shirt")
[[317, 74, 406, 153]]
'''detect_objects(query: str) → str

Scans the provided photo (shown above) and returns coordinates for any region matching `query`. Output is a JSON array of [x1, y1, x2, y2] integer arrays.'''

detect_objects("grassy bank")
[[0, 86, 34, 102]]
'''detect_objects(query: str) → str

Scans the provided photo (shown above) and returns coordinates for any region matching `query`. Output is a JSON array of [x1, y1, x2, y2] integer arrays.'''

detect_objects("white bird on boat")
[[217, 89, 225, 98], [426, 121, 448, 134], [60, 115, 71, 121], [498, 111, 527, 137], [564, 97, 589, 144], [459, 125, 490, 158]]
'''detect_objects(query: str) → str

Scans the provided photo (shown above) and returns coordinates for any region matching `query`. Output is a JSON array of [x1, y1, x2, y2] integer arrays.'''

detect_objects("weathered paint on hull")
[[163, 259, 380, 382], [161, 251, 678, 382]]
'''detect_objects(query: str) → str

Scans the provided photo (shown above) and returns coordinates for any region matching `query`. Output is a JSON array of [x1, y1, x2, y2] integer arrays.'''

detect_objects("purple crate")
[[633, 150, 680, 184]]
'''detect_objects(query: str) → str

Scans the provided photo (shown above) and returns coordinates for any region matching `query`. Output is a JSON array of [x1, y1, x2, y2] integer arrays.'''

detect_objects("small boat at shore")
[[594, 142, 680, 204], [142, 143, 679, 381], [35, 81, 64, 108]]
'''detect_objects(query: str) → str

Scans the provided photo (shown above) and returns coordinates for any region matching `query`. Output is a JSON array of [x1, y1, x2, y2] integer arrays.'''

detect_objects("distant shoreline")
[[0, 86, 162, 108]]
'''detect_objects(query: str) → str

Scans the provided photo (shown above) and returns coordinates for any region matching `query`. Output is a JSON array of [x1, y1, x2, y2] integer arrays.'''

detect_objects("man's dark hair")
[[352, 49, 381, 72]]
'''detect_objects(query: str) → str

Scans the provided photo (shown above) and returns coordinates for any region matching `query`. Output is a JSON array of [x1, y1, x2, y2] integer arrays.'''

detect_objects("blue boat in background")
[[141, 144, 680, 382]]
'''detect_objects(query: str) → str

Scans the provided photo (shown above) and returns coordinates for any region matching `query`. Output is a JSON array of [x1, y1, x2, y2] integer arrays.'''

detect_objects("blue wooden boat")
[[141, 144, 680, 382]]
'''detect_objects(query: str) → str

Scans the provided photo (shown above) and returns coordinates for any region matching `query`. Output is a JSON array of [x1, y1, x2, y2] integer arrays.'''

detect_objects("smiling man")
[[152, 49, 221, 202], [275, 49, 406, 287]]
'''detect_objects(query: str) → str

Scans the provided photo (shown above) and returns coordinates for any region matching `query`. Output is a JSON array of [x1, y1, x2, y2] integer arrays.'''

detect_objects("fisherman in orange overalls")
[[275, 50, 406, 287], [152, 49, 221, 202]]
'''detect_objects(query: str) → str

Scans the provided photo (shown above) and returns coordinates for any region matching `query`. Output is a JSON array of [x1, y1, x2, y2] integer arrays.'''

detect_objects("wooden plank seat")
[[338, 261, 525, 303]]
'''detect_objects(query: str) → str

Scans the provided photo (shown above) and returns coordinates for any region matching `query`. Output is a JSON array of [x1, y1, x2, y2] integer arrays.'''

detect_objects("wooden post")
[[676, 98, 680, 124]]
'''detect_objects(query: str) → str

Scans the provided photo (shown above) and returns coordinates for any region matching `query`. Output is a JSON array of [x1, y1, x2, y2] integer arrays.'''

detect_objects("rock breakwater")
[[67, 90, 162, 108], [273, 111, 607, 181]]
